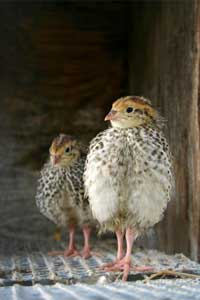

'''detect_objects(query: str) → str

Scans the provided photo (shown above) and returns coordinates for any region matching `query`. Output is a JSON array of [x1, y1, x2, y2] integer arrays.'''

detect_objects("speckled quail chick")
[[84, 96, 174, 280], [36, 134, 94, 258]]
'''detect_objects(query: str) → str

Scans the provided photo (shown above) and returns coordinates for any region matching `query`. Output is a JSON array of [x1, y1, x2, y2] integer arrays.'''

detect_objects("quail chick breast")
[[84, 96, 174, 232], [36, 160, 77, 227]]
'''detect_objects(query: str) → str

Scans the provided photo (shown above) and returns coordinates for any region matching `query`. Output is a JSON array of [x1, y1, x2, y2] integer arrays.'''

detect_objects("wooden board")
[[129, 0, 200, 260]]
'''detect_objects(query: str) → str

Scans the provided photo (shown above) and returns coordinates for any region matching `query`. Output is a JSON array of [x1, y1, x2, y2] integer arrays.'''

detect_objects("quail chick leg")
[[81, 225, 92, 258], [100, 230, 124, 269], [120, 227, 136, 281], [48, 225, 80, 257], [81, 225, 100, 258], [106, 228, 153, 281], [63, 225, 80, 256]]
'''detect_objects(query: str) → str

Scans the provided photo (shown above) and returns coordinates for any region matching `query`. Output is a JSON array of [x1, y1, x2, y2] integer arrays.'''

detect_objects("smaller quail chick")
[[36, 134, 94, 258]]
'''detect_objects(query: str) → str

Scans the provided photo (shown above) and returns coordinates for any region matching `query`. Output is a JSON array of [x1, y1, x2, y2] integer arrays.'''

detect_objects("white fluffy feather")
[[84, 126, 173, 232]]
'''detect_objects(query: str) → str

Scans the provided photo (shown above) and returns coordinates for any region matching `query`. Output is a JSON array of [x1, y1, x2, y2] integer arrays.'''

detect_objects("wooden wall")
[[0, 2, 128, 239], [129, 0, 200, 260]]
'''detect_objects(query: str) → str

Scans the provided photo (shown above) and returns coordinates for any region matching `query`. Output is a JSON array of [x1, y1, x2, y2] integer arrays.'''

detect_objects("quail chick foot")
[[81, 225, 100, 258], [48, 225, 80, 257], [103, 228, 153, 281], [100, 230, 124, 269]]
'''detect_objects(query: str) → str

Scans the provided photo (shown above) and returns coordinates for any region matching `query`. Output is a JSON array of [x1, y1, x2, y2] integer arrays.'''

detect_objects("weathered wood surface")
[[129, 0, 200, 260]]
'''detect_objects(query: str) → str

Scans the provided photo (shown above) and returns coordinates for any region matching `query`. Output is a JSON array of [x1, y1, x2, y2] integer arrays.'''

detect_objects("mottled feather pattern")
[[36, 155, 91, 228], [84, 124, 174, 233]]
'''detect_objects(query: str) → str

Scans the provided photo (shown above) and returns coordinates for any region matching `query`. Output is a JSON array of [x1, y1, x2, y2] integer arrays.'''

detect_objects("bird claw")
[[100, 258, 153, 281], [99, 260, 120, 270], [81, 248, 101, 259], [48, 247, 80, 257], [120, 263, 153, 281], [102, 259, 132, 281], [122, 261, 131, 281], [63, 248, 81, 257]]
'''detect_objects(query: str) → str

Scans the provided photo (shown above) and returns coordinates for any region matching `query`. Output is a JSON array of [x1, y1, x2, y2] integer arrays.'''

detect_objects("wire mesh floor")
[[0, 237, 200, 299], [0, 237, 200, 286], [1, 279, 200, 300]]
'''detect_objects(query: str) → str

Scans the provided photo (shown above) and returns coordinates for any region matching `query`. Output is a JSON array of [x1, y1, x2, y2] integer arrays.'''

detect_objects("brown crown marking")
[[112, 96, 156, 120], [51, 134, 76, 152], [113, 96, 152, 109], [127, 96, 152, 106]]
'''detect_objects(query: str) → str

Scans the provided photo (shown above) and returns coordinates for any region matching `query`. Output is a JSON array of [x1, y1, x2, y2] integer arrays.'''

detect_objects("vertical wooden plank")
[[129, 0, 200, 260], [188, 0, 200, 261]]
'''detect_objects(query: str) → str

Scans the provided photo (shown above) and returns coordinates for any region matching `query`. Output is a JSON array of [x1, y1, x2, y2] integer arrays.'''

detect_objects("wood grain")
[[129, 0, 200, 260]]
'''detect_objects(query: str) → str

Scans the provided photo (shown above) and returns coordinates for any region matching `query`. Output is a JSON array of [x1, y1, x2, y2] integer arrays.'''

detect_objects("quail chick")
[[84, 96, 174, 280], [36, 134, 94, 258]]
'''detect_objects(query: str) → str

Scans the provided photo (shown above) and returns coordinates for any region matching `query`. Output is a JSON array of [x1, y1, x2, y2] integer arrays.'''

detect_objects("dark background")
[[0, 1, 199, 261]]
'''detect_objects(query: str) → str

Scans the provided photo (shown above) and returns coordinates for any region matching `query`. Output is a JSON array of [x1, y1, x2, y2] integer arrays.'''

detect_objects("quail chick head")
[[36, 134, 94, 258], [84, 96, 174, 279], [49, 134, 81, 167]]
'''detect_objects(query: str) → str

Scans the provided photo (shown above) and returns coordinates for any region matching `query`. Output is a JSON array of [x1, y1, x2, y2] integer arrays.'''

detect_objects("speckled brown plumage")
[[36, 134, 94, 258], [36, 155, 90, 227], [84, 96, 174, 279]]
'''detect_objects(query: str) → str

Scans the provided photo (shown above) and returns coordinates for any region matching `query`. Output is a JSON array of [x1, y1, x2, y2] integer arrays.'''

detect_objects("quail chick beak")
[[51, 155, 61, 165], [104, 109, 118, 121]]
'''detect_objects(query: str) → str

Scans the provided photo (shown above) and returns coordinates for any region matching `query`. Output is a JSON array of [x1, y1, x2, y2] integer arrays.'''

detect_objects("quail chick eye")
[[126, 107, 133, 113], [65, 147, 70, 153]]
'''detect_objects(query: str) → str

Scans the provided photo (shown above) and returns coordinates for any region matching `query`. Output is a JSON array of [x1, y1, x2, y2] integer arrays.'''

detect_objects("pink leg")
[[63, 225, 80, 256], [121, 227, 136, 281], [48, 225, 80, 257], [81, 225, 100, 259], [100, 230, 124, 270], [107, 228, 153, 281], [116, 229, 124, 260], [81, 225, 92, 259]]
